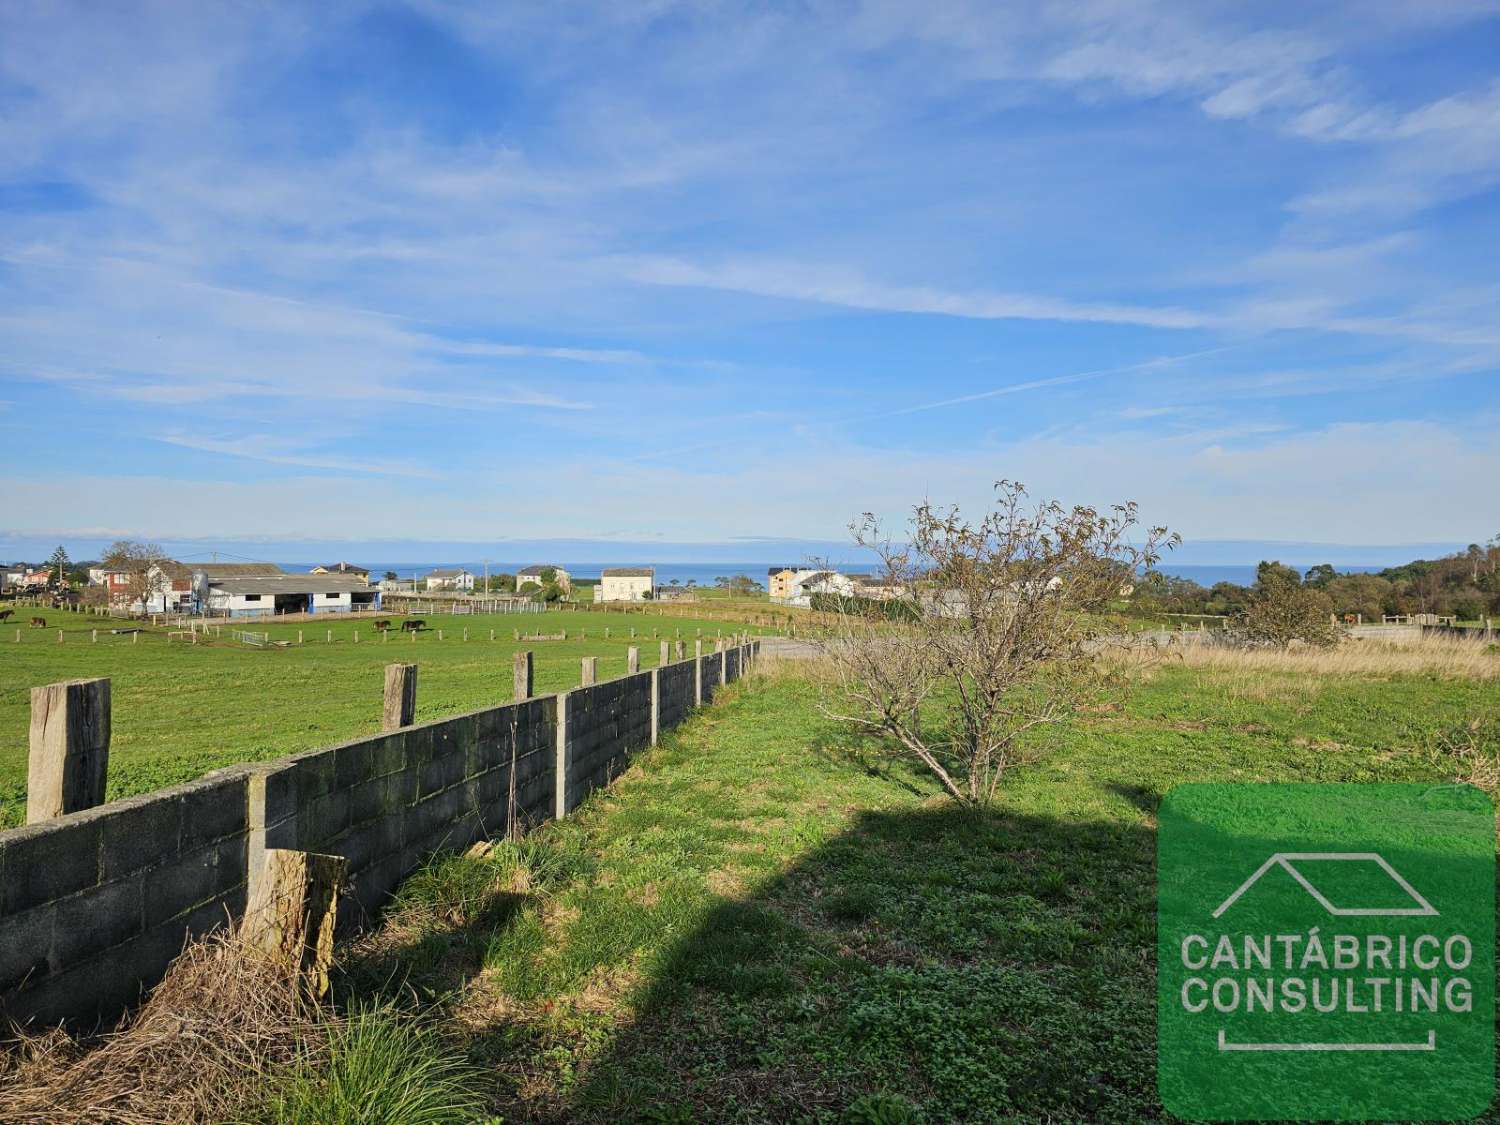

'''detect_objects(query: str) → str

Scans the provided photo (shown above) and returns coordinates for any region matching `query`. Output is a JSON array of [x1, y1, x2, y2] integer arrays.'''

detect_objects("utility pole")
[[484, 557, 490, 595]]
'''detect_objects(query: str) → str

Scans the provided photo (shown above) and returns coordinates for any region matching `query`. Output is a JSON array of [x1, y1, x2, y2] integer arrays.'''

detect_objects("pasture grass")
[[314, 654, 1498, 1122], [0, 604, 774, 828]]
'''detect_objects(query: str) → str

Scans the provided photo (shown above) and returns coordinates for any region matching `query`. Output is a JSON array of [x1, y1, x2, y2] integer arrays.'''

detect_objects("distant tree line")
[[1133, 538, 1500, 622]]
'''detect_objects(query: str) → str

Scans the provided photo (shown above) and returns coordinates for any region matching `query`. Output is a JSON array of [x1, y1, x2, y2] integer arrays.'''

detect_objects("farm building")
[[425, 568, 475, 591], [148, 562, 282, 614], [311, 561, 370, 578], [655, 584, 695, 602], [202, 573, 380, 617], [517, 564, 571, 593], [597, 567, 655, 602]]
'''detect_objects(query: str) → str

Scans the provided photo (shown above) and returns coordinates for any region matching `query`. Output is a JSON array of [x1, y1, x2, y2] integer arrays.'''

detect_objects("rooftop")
[[602, 567, 654, 577], [209, 575, 376, 594]]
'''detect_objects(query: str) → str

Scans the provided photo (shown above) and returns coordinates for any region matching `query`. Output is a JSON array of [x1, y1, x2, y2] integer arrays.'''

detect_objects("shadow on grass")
[[556, 804, 1163, 1123]]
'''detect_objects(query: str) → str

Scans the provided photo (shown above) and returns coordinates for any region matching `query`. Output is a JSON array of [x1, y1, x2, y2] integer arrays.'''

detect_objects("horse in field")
[[401, 618, 426, 633], [373, 619, 392, 632], [0, 609, 12, 622], [29, 616, 46, 628]]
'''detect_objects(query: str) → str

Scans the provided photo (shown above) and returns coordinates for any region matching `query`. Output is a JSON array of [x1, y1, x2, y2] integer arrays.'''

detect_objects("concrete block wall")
[[656, 659, 696, 732], [0, 766, 253, 1026], [0, 641, 758, 1027], [250, 694, 559, 924], [560, 671, 652, 815], [700, 650, 725, 705]]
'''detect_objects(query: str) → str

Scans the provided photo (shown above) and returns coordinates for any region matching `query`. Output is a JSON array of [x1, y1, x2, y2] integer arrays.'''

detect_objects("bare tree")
[[818, 481, 1175, 808], [101, 539, 171, 615]]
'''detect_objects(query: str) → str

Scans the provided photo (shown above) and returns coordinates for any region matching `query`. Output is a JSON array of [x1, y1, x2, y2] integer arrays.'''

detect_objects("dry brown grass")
[[1136, 634, 1500, 681], [0, 933, 322, 1124]]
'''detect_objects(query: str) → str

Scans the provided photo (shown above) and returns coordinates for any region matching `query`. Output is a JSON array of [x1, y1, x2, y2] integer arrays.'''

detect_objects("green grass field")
[[295, 656, 1500, 1123], [0, 605, 775, 829]]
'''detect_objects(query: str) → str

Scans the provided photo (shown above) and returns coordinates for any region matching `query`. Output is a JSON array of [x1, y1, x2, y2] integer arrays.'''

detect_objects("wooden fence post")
[[27, 677, 111, 823], [581, 656, 598, 686], [660, 640, 670, 664], [675, 640, 684, 660], [239, 848, 347, 999], [382, 663, 418, 730], [627, 646, 639, 674], [514, 651, 534, 700], [695, 639, 702, 658]]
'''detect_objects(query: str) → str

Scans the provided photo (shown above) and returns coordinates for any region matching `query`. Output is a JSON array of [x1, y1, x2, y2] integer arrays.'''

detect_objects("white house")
[[767, 566, 825, 603], [597, 567, 654, 602], [786, 570, 858, 607], [425, 568, 475, 592], [517, 564, 571, 594]]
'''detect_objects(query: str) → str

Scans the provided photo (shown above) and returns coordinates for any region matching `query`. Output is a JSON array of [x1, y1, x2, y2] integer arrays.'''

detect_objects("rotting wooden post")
[[353, 630, 359, 644], [325, 629, 331, 643], [514, 650, 534, 700], [382, 663, 418, 730], [27, 677, 111, 823], [627, 646, 639, 674], [695, 639, 702, 658], [694, 652, 702, 706], [239, 848, 347, 999], [660, 640, 670, 664], [675, 640, 684, 660], [605, 627, 610, 639], [581, 656, 598, 686], [297, 630, 303, 645]]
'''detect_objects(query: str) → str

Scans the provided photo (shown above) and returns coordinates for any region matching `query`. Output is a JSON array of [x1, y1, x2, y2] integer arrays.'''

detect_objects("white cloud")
[[619, 255, 1210, 329]]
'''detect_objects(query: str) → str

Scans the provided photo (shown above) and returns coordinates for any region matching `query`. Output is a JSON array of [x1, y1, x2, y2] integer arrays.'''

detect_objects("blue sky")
[[2, 0, 1498, 561]]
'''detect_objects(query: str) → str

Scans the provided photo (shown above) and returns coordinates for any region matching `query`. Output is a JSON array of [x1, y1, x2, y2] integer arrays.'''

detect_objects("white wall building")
[[425, 568, 475, 591], [597, 567, 655, 602], [517, 564, 571, 593]]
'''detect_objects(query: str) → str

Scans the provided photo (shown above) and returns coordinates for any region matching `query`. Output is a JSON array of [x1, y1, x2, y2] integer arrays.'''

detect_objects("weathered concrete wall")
[[656, 659, 696, 732], [251, 695, 559, 926], [700, 651, 725, 705], [1, 643, 757, 1027], [0, 767, 253, 1026], [560, 672, 651, 815]]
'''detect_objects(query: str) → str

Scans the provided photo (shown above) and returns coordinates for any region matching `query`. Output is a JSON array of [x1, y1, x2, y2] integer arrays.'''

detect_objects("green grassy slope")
[[0, 605, 773, 827], [321, 661, 1496, 1122]]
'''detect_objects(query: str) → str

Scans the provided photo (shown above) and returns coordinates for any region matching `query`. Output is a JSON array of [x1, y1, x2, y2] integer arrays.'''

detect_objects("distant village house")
[[517, 565, 571, 593], [596, 567, 655, 602], [310, 562, 370, 579], [425, 568, 475, 592]]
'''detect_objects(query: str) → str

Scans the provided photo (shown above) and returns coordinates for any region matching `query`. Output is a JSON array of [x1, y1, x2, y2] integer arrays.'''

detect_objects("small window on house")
[[243, 594, 261, 602], [326, 592, 340, 598]]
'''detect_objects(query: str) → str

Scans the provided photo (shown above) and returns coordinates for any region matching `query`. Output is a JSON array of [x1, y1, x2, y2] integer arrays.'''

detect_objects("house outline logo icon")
[[1212, 852, 1439, 920]]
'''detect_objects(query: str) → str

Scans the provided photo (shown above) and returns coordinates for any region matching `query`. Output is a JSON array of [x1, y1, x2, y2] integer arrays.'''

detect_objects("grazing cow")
[[0, 609, 12, 622], [401, 618, 426, 633], [373, 619, 392, 632], [29, 616, 46, 628]]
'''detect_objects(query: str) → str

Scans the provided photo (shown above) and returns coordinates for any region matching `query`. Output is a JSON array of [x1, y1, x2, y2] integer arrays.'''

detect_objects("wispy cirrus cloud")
[[153, 433, 446, 479]]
